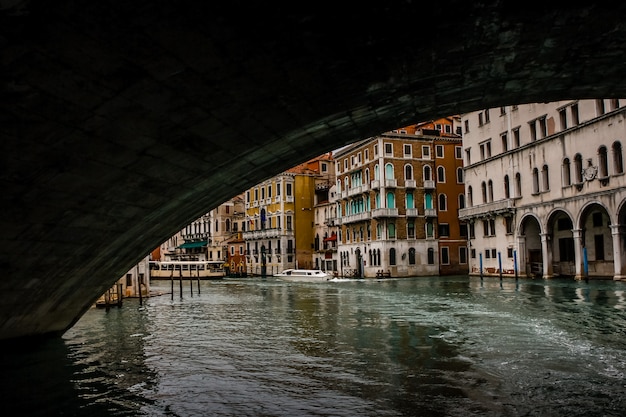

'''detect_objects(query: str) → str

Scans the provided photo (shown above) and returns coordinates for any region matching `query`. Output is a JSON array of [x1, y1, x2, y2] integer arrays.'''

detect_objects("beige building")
[[460, 99, 626, 280], [243, 154, 333, 275]]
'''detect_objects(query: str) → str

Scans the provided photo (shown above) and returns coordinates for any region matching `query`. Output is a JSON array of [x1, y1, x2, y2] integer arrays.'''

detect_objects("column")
[[540, 232, 553, 279], [610, 224, 626, 280], [517, 235, 526, 277], [572, 228, 584, 280]]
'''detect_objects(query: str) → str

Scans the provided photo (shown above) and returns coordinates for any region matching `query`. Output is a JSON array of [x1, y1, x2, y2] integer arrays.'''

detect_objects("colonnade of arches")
[[516, 199, 626, 280]]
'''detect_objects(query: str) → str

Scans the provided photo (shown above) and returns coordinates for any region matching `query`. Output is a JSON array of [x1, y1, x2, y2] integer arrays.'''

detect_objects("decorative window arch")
[[504, 175, 510, 198], [542, 164, 550, 191], [405, 164, 413, 180], [386, 192, 395, 208], [385, 163, 394, 180], [612, 141, 624, 174], [598, 146, 608, 177], [438, 194, 447, 211], [532, 167, 540, 193], [515, 172, 522, 197], [458, 193, 465, 209], [408, 247, 416, 265], [389, 247, 397, 265], [427, 248, 435, 264], [437, 166, 445, 182], [456, 167, 463, 183], [574, 154, 583, 183], [481, 181, 487, 203], [423, 165, 432, 181], [562, 158, 571, 186], [406, 192, 415, 209], [487, 180, 494, 202], [365, 167, 371, 184]]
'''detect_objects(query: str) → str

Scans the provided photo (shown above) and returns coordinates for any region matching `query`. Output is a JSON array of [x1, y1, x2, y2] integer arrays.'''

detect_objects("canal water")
[[2, 276, 625, 416]]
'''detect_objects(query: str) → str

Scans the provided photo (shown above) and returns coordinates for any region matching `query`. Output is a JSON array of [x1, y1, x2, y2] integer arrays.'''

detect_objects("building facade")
[[459, 99, 626, 280], [334, 118, 467, 277], [243, 154, 333, 275]]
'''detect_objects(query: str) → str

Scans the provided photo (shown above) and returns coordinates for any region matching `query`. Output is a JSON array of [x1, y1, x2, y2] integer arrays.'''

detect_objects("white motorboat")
[[273, 269, 331, 282]]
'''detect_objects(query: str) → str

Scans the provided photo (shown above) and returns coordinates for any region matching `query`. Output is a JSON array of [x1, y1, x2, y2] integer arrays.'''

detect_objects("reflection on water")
[[1, 276, 625, 416]]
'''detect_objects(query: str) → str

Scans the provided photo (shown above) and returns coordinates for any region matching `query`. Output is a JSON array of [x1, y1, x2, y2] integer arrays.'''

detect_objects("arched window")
[[458, 194, 465, 209], [425, 193, 433, 209], [562, 158, 571, 186], [374, 164, 380, 180], [386, 192, 395, 208], [437, 166, 445, 182], [344, 177, 349, 191], [504, 175, 510, 198], [226, 219, 231, 232], [375, 192, 380, 209], [408, 248, 416, 265], [468, 186, 473, 207], [365, 168, 370, 184], [427, 247, 435, 264], [613, 141, 624, 174], [456, 167, 464, 183], [385, 163, 394, 180], [438, 194, 447, 211], [574, 153, 583, 183], [389, 247, 397, 265], [426, 222, 434, 238], [405, 164, 413, 180], [336, 179, 342, 193], [406, 192, 414, 209], [481, 181, 487, 203], [488, 180, 494, 202], [542, 164, 550, 191], [424, 165, 432, 181], [515, 173, 522, 197], [388, 223, 396, 239], [532, 167, 540, 194], [598, 146, 608, 178]]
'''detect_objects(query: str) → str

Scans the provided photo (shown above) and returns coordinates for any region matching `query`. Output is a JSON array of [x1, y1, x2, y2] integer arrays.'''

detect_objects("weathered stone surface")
[[2, 1, 626, 341]]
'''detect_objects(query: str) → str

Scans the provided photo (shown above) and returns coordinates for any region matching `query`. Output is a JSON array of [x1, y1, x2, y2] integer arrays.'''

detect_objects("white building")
[[459, 99, 626, 280]]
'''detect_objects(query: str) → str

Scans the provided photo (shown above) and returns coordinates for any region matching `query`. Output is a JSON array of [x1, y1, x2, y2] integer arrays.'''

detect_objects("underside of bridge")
[[2, 1, 626, 343]]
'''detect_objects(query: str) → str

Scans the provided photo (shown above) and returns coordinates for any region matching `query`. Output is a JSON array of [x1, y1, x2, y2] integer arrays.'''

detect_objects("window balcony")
[[458, 198, 516, 221], [341, 212, 372, 224], [405, 208, 419, 217], [405, 179, 416, 188], [385, 179, 397, 188], [370, 180, 380, 189], [424, 208, 437, 217], [423, 180, 435, 189], [371, 208, 399, 218]]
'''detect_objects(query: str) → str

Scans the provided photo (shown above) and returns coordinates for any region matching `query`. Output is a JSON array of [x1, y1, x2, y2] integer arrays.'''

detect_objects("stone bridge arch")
[[3, 2, 626, 341]]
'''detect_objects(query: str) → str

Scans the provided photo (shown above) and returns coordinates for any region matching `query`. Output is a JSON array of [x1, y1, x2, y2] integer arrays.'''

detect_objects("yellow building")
[[243, 154, 332, 275]]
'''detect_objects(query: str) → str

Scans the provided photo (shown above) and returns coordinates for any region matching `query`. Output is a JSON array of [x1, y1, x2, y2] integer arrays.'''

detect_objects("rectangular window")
[[559, 108, 567, 130], [441, 247, 450, 264], [438, 223, 450, 237], [529, 120, 537, 141], [365, 149, 369, 161], [464, 120, 470, 133], [471, 248, 476, 259], [507, 247, 514, 258], [459, 247, 467, 264], [286, 183, 292, 196], [465, 148, 471, 165], [571, 104, 580, 125], [374, 144, 378, 156], [239, 245, 244, 255], [404, 144, 412, 157], [436, 145, 444, 158], [455, 146, 462, 159], [286, 216, 292, 230], [594, 234, 605, 260], [491, 248, 497, 258], [384, 143, 393, 155], [422, 145, 431, 159], [321, 163, 327, 172], [513, 127, 520, 147], [559, 238, 574, 262], [501, 132, 508, 152]]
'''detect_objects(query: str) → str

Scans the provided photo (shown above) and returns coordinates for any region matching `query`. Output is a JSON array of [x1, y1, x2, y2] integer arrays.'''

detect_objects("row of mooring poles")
[[479, 250, 519, 283], [169, 268, 201, 300]]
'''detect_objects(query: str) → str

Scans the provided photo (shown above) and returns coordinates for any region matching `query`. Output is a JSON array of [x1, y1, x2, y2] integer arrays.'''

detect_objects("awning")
[[177, 241, 207, 249], [323, 235, 337, 242]]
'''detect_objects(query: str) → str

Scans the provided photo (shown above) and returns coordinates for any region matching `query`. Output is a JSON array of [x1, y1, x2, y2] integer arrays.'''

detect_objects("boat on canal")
[[150, 261, 225, 280], [273, 269, 331, 282]]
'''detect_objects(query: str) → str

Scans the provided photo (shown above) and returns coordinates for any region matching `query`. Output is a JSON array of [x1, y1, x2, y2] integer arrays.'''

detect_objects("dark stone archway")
[[3, 1, 626, 341]]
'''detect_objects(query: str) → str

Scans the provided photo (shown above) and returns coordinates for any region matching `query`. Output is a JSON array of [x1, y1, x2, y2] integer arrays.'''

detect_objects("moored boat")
[[150, 261, 225, 280], [273, 269, 331, 282]]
